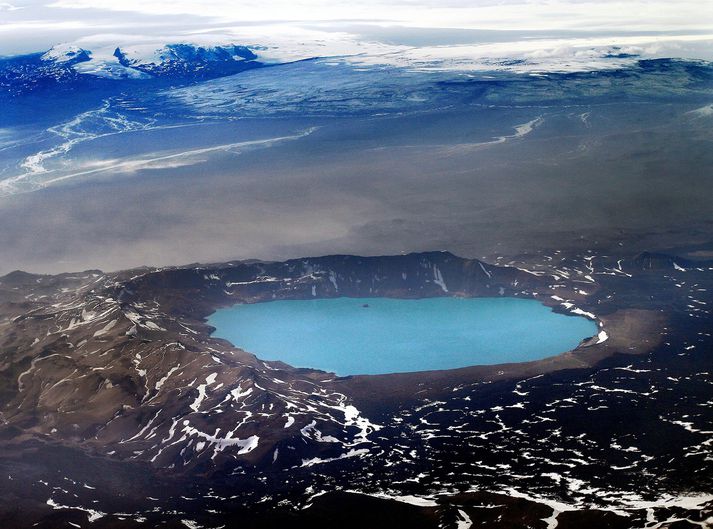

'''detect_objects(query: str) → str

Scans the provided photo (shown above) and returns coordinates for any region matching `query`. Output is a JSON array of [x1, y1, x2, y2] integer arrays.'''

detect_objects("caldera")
[[208, 296, 598, 375]]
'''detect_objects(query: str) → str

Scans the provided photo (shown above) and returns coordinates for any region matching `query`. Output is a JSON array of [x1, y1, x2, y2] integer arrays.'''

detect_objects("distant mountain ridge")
[[112, 43, 258, 76], [0, 42, 266, 96]]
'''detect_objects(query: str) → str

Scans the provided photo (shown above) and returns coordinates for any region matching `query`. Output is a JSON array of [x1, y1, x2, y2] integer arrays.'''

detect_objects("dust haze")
[[2, 98, 712, 275]]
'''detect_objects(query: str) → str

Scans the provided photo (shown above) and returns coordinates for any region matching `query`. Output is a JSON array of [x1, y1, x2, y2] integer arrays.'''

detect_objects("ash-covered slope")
[[1, 250, 712, 528], [0, 251, 588, 484], [0, 252, 541, 473]]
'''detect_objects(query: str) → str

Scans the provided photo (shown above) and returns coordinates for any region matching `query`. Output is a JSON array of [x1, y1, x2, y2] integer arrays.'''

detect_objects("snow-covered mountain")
[[114, 43, 256, 70], [40, 44, 92, 66], [110, 43, 258, 78], [1, 42, 266, 95], [7, 31, 709, 99]]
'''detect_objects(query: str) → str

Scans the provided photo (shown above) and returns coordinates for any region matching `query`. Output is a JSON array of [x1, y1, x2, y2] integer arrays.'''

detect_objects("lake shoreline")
[[208, 296, 598, 376]]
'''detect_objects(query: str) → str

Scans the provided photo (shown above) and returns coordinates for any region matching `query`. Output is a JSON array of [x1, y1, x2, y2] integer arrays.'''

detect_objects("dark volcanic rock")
[[632, 251, 694, 271], [0, 250, 712, 527]]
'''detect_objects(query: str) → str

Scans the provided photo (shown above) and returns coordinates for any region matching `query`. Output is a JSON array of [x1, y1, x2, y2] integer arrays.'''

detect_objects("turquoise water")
[[208, 297, 597, 375]]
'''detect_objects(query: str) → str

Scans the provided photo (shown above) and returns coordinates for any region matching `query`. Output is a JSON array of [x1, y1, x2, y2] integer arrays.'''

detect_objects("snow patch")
[[189, 372, 217, 412], [456, 509, 473, 529], [46, 498, 105, 522], [433, 265, 448, 292], [301, 448, 370, 467]]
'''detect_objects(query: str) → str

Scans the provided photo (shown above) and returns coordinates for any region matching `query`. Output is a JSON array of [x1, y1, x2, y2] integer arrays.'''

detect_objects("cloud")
[[3, 1, 712, 65], [346, 33, 713, 72], [43, 0, 713, 33]]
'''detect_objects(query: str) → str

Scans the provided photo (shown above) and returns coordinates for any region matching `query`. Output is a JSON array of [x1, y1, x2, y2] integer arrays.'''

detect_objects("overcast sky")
[[1, 0, 713, 59]]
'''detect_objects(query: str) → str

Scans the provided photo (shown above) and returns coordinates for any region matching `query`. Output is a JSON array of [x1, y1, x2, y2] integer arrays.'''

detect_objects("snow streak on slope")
[[1, 250, 713, 526]]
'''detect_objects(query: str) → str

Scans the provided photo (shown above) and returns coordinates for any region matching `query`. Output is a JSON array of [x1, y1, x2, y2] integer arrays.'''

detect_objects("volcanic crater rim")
[[206, 295, 602, 376]]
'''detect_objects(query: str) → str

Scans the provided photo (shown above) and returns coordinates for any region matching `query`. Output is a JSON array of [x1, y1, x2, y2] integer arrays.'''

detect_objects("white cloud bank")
[[42, 0, 713, 33], [1, 1, 712, 69]]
